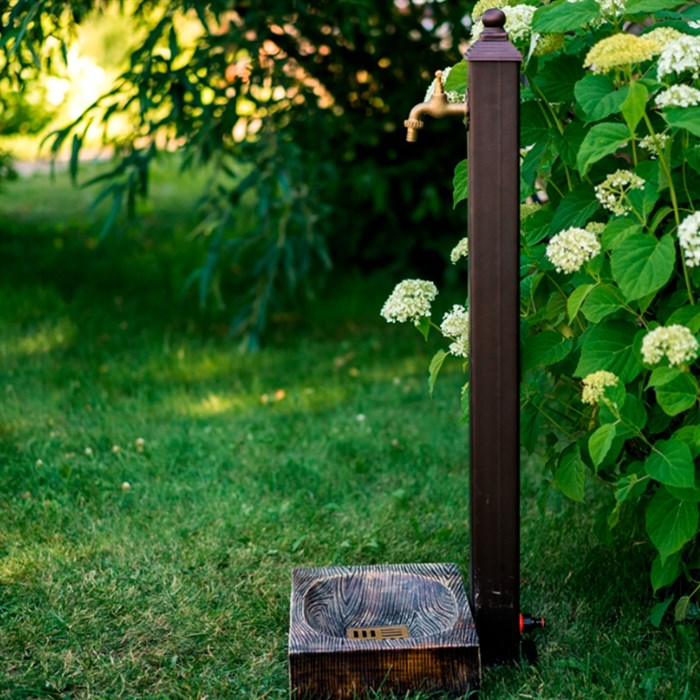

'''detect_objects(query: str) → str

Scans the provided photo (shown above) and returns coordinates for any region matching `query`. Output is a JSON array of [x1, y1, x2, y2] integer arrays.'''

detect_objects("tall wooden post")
[[466, 9, 522, 664]]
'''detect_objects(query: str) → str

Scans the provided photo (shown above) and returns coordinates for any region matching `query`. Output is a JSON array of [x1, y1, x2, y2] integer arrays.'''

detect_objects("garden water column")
[[466, 10, 523, 664]]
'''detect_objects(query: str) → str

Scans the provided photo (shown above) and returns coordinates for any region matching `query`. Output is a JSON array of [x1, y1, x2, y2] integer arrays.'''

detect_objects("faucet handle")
[[403, 118, 424, 143], [432, 70, 446, 97]]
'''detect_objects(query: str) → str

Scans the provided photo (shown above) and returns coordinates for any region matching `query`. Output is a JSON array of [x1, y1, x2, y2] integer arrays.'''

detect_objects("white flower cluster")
[[546, 227, 601, 274], [642, 325, 699, 366], [520, 202, 541, 219], [471, 4, 535, 44], [381, 279, 438, 325], [655, 85, 700, 109], [598, 0, 625, 17], [585, 221, 606, 236], [503, 4, 537, 43], [678, 211, 700, 268], [638, 133, 669, 158], [657, 33, 700, 79], [440, 304, 470, 358], [594, 170, 645, 216], [450, 238, 469, 264], [644, 27, 684, 49], [581, 370, 619, 405]]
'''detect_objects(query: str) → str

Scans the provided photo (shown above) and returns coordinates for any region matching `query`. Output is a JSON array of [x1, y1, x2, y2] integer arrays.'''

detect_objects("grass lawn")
[[1, 166, 698, 698]]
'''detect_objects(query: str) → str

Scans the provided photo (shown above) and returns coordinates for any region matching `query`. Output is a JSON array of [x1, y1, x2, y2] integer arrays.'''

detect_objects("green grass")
[[1, 169, 699, 699]]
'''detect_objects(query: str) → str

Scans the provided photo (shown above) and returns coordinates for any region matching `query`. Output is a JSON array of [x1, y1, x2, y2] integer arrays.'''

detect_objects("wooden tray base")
[[289, 563, 480, 699]]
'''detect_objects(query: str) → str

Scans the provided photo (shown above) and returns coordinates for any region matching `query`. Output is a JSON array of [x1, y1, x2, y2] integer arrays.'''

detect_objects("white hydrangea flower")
[[520, 202, 541, 219], [471, 3, 535, 44], [440, 304, 470, 358], [503, 4, 537, 43], [581, 370, 619, 405], [546, 227, 601, 274], [642, 325, 699, 366], [585, 222, 606, 235], [594, 170, 646, 216], [657, 33, 700, 79], [644, 27, 685, 49], [638, 133, 669, 158], [678, 211, 700, 268], [381, 279, 438, 325], [450, 238, 469, 264], [471, 19, 485, 41], [598, 0, 625, 16], [655, 85, 700, 109]]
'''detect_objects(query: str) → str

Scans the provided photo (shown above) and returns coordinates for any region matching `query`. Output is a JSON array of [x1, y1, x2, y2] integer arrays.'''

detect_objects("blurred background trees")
[[1, 0, 473, 347]]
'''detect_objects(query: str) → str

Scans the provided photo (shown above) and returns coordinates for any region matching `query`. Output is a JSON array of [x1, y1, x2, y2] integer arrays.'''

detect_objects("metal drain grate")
[[347, 625, 410, 640]]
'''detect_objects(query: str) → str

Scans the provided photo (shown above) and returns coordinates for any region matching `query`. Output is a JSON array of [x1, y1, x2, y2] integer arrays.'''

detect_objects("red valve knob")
[[519, 613, 545, 634]]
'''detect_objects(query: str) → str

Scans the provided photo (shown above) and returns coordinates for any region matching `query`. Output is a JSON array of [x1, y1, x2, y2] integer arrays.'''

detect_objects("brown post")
[[466, 9, 522, 664]]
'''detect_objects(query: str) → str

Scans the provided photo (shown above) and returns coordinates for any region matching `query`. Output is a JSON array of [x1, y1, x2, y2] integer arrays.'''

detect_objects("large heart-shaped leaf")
[[611, 233, 675, 302]]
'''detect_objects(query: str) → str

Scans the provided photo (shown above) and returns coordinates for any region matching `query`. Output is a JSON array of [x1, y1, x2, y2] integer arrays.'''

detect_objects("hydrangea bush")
[[382, 0, 700, 624]]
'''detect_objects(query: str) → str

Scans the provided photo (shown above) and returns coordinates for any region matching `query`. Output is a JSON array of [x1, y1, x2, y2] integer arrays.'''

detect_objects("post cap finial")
[[482, 8, 506, 28]]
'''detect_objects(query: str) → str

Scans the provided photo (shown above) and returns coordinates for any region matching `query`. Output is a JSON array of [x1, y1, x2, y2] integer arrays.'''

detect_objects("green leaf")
[[650, 597, 673, 628], [568, 284, 595, 324], [602, 382, 628, 412], [534, 55, 584, 104], [589, 424, 617, 468], [617, 395, 648, 436], [574, 75, 629, 122], [655, 373, 698, 417], [666, 304, 700, 333], [615, 472, 649, 505], [627, 0, 689, 13], [602, 217, 641, 251], [673, 426, 700, 458], [522, 207, 553, 246], [651, 552, 681, 593], [443, 61, 467, 93], [453, 159, 468, 209], [663, 107, 700, 137], [575, 320, 642, 382], [621, 81, 649, 133], [549, 184, 600, 235], [416, 316, 431, 341], [647, 366, 681, 389], [577, 123, 630, 176], [666, 485, 700, 503], [532, 0, 600, 32], [522, 331, 573, 371], [521, 139, 551, 194], [555, 447, 586, 502], [611, 234, 675, 302], [428, 349, 448, 397], [581, 285, 623, 323], [627, 179, 661, 221], [675, 595, 691, 623], [98, 186, 124, 241], [687, 146, 700, 175], [645, 439, 695, 488], [646, 487, 699, 559]]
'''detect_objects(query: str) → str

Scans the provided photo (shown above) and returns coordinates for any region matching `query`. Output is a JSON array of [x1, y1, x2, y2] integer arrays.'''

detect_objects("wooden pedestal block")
[[289, 563, 480, 699]]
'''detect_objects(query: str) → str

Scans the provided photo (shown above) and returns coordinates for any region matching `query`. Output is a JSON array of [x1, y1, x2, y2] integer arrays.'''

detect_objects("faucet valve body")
[[403, 70, 466, 142]]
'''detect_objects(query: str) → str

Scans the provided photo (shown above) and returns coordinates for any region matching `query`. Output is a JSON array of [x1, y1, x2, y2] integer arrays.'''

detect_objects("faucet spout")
[[404, 70, 467, 142]]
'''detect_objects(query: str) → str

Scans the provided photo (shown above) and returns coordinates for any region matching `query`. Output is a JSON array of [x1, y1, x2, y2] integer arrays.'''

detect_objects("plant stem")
[[642, 112, 694, 304]]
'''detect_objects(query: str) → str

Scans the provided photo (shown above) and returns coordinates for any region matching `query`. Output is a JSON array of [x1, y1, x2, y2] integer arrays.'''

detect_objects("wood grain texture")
[[289, 563, 480, 699]]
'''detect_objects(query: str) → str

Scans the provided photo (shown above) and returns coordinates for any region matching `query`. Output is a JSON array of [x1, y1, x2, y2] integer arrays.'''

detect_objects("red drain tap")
[[519, 613, 545, 635]]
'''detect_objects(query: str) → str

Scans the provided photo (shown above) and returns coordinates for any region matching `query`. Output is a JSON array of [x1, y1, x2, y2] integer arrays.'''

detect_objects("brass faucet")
[[404, 70, 467, 142]]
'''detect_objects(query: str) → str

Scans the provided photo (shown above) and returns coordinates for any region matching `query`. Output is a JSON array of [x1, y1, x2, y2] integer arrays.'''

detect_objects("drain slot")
[[347, 625, 410, 640]]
